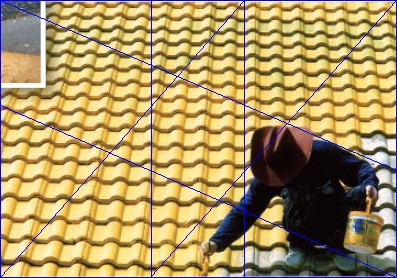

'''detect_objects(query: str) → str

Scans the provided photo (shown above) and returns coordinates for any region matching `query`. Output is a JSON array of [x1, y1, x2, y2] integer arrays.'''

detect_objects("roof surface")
[[1, 1, 396, 276]]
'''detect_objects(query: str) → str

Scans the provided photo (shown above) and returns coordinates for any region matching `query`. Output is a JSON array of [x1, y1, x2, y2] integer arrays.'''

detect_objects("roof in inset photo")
[[1, 1, 396, 277]]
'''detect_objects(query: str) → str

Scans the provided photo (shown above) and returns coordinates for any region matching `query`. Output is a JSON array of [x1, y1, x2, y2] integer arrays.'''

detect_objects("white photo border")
[[1, 1, 46, 89]]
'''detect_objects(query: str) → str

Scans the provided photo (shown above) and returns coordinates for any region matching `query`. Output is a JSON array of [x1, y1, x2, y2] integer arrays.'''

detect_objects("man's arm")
[[209, 178, 281, 252], [324, 142, 379, 206], [330, 143, 379, 190]]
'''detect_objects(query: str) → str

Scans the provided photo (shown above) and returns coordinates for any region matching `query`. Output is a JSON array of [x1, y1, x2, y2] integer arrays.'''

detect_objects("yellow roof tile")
[[1, 1, 396, 277]]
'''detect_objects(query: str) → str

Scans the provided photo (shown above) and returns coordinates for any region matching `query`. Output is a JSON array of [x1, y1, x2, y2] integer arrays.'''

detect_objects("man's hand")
[[365, 185, 378, 205], [200, 241, 218, 263]]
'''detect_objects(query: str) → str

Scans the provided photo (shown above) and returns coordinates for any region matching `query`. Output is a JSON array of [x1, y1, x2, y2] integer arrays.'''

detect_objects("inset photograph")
[[1, 1, 46, 88]]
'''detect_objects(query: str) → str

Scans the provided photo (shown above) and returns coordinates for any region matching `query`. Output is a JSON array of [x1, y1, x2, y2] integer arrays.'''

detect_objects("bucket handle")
[[366, 197, 372, 214]]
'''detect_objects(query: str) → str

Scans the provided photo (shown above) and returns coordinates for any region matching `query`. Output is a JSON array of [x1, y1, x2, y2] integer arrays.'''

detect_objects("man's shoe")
[[332, 253, 355, 272], [285, 246, 307, 269]]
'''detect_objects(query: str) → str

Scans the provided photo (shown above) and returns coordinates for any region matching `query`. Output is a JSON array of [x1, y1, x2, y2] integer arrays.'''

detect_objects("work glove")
[[199, 241, 218, 263]]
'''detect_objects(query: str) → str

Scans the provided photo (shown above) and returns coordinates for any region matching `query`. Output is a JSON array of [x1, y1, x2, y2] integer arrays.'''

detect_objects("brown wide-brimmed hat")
[[251, 126, 313, 186]]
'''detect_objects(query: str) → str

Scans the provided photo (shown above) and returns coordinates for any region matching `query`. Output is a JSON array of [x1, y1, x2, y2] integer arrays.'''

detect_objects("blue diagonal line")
[[0, 0, 394, 171], [0, 105, 227, 205], [247, 1, 397, 177], [0, 1, 244, 276], [1, 4, 395, 277], [1, 1, 395, 276], [1, 104, 394, 277], [152, 2, 396, 276], [0, 1, 394, 277], [1, 0, 394, 274]]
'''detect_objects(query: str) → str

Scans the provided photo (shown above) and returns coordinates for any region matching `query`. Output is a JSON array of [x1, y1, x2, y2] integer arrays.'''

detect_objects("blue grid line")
[[243, 1, 247, 277], [150, 0, 153, 275], [0, 1, 392, 276], [1, 103, 393, 277], [0, 1, 244, 275], [151, 1, 396, 275], [0, 0, 392, 274], [1, 1, 395, 276], [1, 0, 394, 172]]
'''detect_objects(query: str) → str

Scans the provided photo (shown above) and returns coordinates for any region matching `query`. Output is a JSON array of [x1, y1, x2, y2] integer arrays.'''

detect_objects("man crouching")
[[201, 126, 378, 271]]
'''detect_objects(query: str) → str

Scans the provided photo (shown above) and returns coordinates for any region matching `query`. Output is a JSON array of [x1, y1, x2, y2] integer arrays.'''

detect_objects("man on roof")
[[200, 126, 378, 271]]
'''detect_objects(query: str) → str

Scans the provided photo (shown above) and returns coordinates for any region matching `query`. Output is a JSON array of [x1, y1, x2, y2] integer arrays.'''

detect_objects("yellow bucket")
[[343, 198, 383, 254]]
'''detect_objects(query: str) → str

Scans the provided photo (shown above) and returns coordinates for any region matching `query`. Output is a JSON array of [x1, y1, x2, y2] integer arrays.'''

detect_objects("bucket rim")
[[348, 211, 384, 224]]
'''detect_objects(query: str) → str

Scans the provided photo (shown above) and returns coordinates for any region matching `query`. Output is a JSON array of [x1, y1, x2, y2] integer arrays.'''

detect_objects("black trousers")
[[281, 181, 367, 251]]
